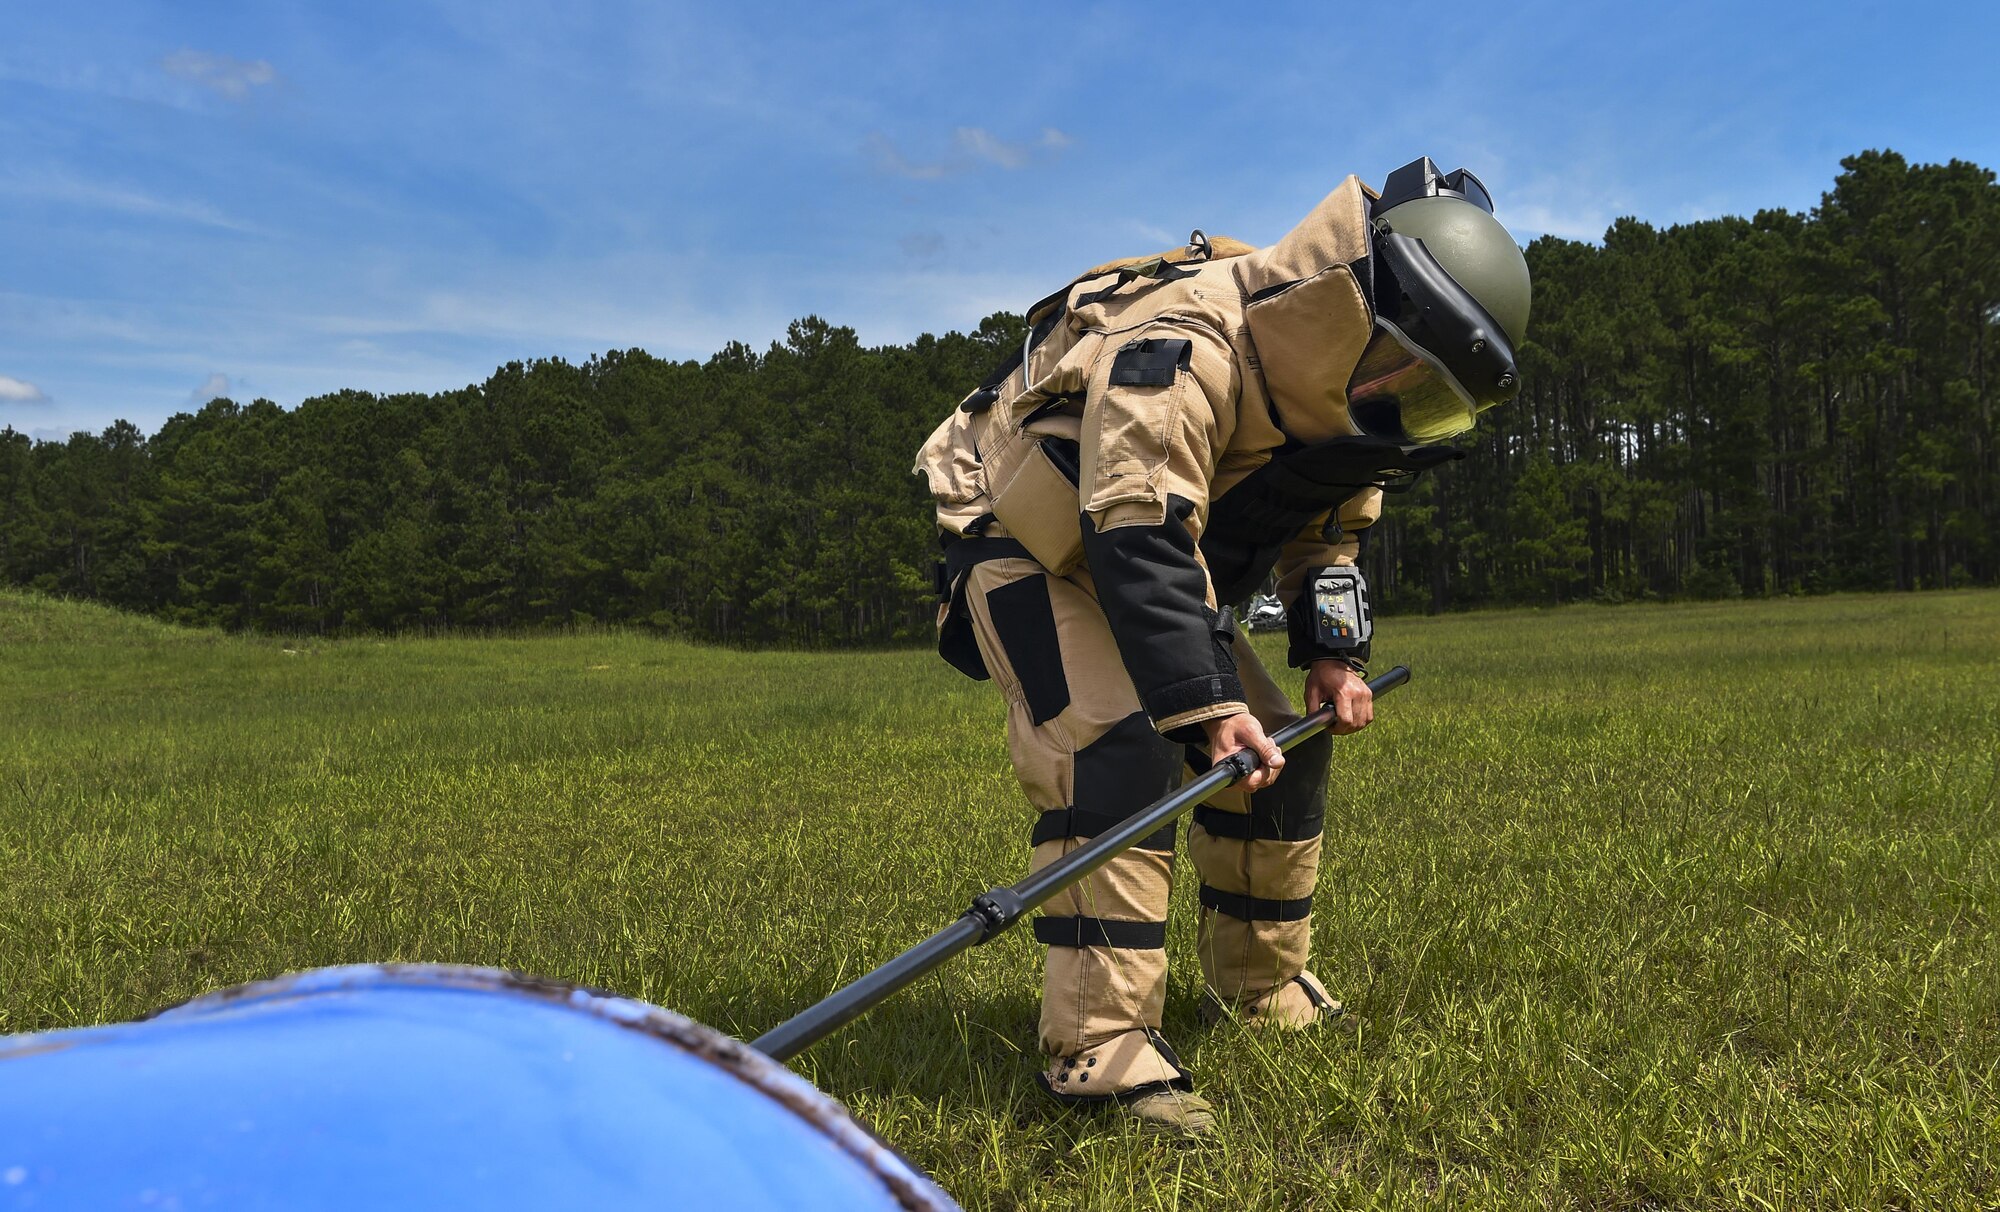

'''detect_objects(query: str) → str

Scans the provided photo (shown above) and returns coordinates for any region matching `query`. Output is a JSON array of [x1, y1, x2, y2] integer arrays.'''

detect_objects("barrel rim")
[[14, 962, 958, 1212]]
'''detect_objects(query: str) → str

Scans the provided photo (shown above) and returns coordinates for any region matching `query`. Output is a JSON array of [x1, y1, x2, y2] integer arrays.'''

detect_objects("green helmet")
[[1347, 158, 1533, 446]]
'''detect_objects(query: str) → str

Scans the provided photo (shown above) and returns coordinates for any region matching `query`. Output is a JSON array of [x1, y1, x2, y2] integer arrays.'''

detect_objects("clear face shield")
[[1345, 321, 1497, 446]]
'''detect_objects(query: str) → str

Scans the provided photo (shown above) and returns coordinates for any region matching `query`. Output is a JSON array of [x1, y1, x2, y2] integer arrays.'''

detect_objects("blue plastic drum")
[[0, 964, 957, 1210]]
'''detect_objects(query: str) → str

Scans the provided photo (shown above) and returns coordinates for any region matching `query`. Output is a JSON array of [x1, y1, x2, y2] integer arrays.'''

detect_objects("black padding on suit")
[[1073, 711, 1184, 824], [1108, 338, 1192, 386], [1199, 885, 1314, 922], [1034, 915, 1168, 949], [1190, 728, 1333, 842], [1081, 495, 1244, 734], [985, 574, 1071, 726], [934, 535, 1037, 682], [943, 535, 1033, 581], [1033, 807, 1176, 853]]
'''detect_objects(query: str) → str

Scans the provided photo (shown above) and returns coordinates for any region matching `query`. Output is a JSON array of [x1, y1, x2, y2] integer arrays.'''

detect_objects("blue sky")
[[4, 0, 1996, 439]]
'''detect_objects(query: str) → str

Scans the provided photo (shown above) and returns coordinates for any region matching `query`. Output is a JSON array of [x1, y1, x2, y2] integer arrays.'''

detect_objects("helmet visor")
[[1371, 230, 1521, 412], [1346, 322, 1479, 445]]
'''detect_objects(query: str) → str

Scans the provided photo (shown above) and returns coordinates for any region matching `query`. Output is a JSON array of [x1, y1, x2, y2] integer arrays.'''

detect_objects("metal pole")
[[751, 664, 1412, 1062]]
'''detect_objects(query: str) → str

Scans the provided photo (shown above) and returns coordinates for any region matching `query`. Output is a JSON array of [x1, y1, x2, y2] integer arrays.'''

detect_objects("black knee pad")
[[1034, 710, 1184, 851], [1191, 728, 1331, 843], [1248, 728, 1330, 841]]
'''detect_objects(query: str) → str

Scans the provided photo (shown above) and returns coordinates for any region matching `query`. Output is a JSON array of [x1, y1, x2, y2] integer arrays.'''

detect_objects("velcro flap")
[[1108, 338, 1192, 387]]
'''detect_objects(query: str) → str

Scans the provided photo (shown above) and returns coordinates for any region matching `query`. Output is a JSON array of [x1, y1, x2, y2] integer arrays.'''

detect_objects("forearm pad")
[[1081, 494, 1244, 739]]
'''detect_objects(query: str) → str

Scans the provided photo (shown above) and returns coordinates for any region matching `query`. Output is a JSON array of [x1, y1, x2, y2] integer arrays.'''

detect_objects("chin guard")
[[1288, 566, 1372, 667]]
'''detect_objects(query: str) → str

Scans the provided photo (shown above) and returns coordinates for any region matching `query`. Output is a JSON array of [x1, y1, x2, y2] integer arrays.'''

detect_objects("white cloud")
[[0, 375, 49, 404], [160, 50, 278, 102], [953, 127, 1029, 170], [1128, 221, 1182, 248], [1499, 202, 1616, 243], [189, 372, 232, 405], [868, 126, 1073, 179], [1493, 164, 1634, 245], [0, 170, 258, 233], [866, 133, 951, 181]]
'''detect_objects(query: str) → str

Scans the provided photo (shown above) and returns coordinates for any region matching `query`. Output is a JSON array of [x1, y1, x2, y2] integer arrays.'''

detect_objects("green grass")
[[3, 588, 1997, 1209]]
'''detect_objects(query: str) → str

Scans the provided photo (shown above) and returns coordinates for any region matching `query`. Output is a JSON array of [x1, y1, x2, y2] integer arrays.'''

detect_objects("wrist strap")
[[1317, 655, 1368, 676]]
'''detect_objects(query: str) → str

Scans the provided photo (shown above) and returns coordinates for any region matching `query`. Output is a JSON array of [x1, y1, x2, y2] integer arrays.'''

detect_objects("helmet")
[[1347, 157, 1532, 447]]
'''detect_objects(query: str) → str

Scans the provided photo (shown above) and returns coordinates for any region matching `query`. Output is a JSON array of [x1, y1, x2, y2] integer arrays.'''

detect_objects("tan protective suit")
[[916, 177, 1427, 1101]]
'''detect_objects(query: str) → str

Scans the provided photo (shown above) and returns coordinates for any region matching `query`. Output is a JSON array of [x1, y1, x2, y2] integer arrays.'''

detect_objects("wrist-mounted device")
[[1287, 565, 1372, 667]]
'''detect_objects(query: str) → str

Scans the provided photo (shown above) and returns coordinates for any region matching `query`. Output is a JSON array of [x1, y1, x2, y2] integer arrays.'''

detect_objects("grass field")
[[3, 588, 1997, 1209]]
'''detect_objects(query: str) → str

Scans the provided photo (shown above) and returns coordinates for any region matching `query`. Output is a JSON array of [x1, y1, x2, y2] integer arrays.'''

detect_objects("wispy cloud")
[[0, 170, 259, 233], [865, 134, 948, 181], [160, 50, 278, 102], [868, 126, 1072, 179], [0, 375, 50, 405], [1501, 202, 1617, 243], [952, 127, 1030, 170], [1496, 166, 1633, 244], [189, 372, 232, 405], [1127, 221, 1183, 248]]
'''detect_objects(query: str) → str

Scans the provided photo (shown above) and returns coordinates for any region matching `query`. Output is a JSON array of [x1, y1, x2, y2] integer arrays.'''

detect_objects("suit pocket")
[[1082, 337, 1191, 522], [990, 437, 1085, 575]]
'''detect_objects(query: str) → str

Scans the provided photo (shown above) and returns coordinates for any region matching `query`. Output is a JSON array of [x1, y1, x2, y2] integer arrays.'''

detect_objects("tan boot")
[[1037, 1027, 1186, 1100], [1037, 1028, 1214, 1137], [1121, 1088, 1218, 1138], [1201, 971, 1342, 1030]]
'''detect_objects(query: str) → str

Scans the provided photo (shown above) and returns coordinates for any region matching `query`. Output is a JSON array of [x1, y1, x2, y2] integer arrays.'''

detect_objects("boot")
[[1036, 1027, 1215, 1137], [1122, 1088, 1218, 1138], [1200, 970, 1342, 1030]]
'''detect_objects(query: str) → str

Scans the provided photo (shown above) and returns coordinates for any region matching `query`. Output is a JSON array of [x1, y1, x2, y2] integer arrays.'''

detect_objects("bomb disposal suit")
[[913, 159, 1530, 1122]]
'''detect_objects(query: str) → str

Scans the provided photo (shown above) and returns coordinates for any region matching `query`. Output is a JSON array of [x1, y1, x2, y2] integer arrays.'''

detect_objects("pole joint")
[[968, 888, 1026, 943]]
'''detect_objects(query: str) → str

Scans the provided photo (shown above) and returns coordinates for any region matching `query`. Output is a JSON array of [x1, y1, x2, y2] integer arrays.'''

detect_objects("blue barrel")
[[0, 964, 957, 1210]]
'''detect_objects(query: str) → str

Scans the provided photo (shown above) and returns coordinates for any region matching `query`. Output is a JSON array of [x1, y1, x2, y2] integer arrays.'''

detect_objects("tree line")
[[3, 150, 1995, 645]]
